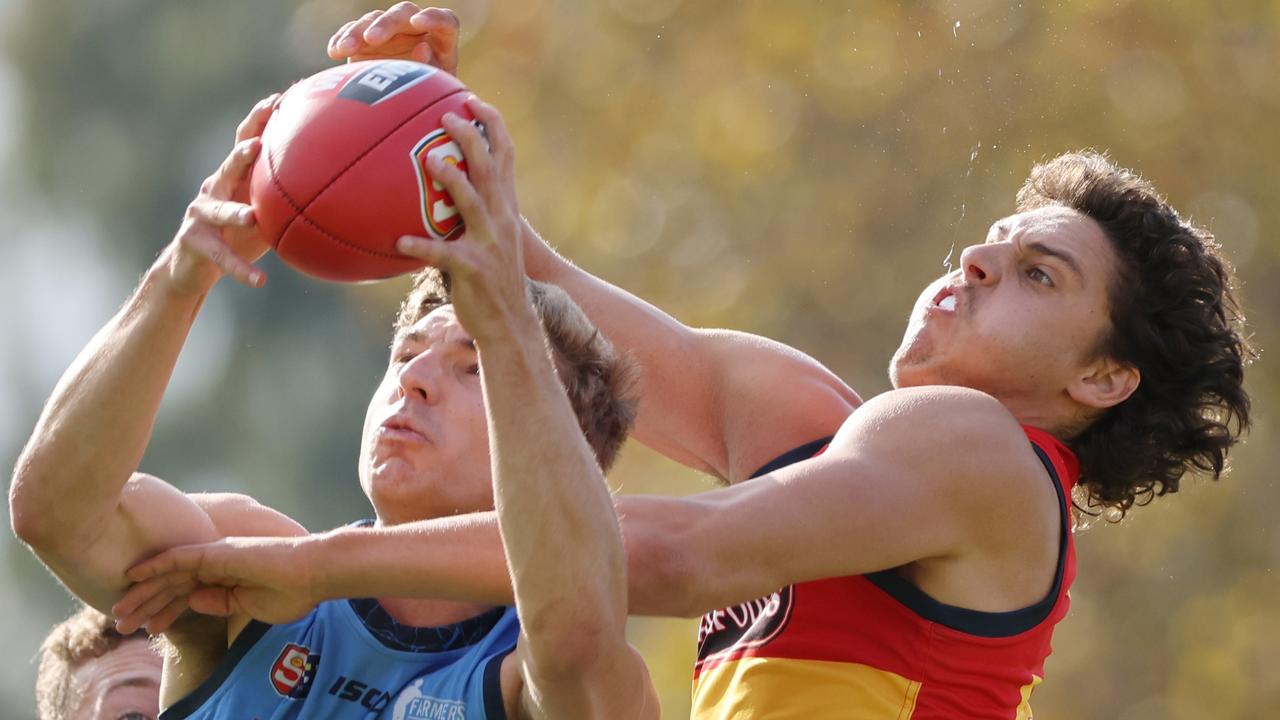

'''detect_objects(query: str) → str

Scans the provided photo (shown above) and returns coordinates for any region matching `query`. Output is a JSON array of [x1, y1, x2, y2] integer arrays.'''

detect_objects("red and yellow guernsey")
[[691, 426, 1078, 719]]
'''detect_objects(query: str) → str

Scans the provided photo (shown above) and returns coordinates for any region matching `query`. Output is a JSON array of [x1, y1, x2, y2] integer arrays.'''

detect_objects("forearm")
[[479, 304, 629, 659], [10, 253, 213, 551], [308, 500, 704, 619], [312, 515, 514, 605], [520, 220, 727, 475], [520, 220, 859, 482]]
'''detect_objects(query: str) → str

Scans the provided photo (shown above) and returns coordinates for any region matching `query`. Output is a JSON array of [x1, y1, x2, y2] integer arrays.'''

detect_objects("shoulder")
[[189, 492, 307, 538], [834, 385, 1026, 452], [830, 386, 1048, 512]]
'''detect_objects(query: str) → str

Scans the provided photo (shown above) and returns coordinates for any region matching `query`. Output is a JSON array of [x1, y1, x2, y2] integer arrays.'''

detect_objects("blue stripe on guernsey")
[[160, 600, 519, 720], [862, 442, 1070, 638], [749, 436, 833, 479]]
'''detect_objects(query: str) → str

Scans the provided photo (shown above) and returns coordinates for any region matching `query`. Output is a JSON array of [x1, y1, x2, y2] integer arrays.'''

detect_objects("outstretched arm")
[[326, 2, 860, 484], [8, 98, 284, 616], [413, 99, 658, 719], [119, 388, 1057, 632], [520, 228, 861, 482]]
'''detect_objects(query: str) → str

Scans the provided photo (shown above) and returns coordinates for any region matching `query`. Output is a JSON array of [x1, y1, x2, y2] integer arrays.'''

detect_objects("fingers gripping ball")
[[251, 60, 481, 282]]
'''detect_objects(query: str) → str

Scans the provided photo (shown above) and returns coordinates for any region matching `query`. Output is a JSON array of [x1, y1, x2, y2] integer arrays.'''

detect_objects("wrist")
[[471, 298, 544, 353], [151, 244, 221, 299], [519, 217, 563, 281]]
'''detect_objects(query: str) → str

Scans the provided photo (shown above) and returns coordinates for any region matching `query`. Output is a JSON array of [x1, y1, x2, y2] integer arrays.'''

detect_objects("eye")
[[1027, 267, 1054, 287], [118, 713, 152, 720], [465, 364, 480, 376]]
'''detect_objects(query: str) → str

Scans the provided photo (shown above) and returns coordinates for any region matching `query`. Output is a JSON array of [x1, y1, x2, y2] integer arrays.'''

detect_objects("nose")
[[397, 352, 443, 404], [958, 243, 1004, 286]]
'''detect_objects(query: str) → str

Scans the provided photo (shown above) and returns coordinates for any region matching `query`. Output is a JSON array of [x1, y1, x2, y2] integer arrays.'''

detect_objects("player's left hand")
[[328, 3, 460, 74], [112, 536, 321, 634], [396, 96, 532, 345]]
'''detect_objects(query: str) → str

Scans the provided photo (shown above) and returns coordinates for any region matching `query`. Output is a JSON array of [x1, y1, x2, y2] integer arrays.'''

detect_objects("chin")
[[889, 343, 925, 388], [368, 487, 450, 524], [889, 364, 917, 389], [889, 353, 947, 389]]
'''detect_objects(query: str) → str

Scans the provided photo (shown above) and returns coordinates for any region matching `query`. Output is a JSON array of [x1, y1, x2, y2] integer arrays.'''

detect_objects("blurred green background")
[[1, 0, 1276, 717]]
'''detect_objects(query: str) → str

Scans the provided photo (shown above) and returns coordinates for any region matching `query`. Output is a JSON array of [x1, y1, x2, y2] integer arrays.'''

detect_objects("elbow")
[[9, 500, 41, 547], [10, 505, 41, 547], [9, 457, 46, 547]]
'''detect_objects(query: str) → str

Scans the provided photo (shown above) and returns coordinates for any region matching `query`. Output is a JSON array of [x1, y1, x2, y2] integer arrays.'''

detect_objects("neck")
[[995, 390, 1096, 439], [374, 596, 497, 628], [367, 515, 498, 627]]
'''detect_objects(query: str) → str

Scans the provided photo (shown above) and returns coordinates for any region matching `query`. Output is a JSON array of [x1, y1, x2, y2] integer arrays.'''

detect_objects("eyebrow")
[[394, 331, 475, 352], [1024, 239, 1085, 281], [105, 674, 161, 691], [992, 223, 1085, 282]]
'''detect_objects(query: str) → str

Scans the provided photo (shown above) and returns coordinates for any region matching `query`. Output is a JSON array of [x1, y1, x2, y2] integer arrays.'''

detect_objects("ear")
[[1068, 356, 1140, 410]]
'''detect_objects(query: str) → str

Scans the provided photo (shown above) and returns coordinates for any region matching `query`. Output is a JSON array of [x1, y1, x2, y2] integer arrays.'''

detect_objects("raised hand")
[[328, 3, 460, 75], [163, 94, 280, 295], [395, 97, 526, 343], [112, 536, 320, 634]]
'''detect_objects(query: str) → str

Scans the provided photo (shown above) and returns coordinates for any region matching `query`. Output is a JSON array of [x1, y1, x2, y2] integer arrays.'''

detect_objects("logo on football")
[[410, 128, 469, 240], [271, 643, 320, 698], [337, 60, 437, 105]]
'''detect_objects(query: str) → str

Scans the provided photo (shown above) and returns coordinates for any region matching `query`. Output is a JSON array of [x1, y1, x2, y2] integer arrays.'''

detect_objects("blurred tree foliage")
[[1, 0, 1277, 718]]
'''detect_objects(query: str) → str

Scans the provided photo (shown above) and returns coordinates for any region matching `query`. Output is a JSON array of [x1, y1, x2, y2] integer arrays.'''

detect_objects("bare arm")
[[471, 287, 655, 718], [9, 264, 219, 614], [325, 1, 860, 483], [120, 386, 1056, 633], [418, 100, 658, 720], [520, 223, 859, 482], [8, 97, 284, 615]]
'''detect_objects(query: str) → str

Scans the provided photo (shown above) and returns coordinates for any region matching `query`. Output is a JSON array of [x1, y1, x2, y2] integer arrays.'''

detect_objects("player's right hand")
[[112, 535, 320, 634], [163, 94, 279, 295], [328, 3, 460, 75]]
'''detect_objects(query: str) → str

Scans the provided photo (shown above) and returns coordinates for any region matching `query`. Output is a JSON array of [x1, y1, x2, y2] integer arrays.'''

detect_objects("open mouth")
[[932, 287, 958, 312]]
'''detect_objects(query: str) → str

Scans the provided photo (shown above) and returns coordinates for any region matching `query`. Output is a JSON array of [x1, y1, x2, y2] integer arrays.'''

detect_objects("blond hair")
[[36, 605, 150, 720]]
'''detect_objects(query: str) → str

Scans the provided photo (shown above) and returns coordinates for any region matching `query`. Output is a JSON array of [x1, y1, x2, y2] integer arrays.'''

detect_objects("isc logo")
[[410, 121, 487, 241], [270, 643, 320, 698]]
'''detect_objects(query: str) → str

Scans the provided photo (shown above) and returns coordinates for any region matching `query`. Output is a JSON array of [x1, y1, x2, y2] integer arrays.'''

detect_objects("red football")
[[250, 60, 476, 282]]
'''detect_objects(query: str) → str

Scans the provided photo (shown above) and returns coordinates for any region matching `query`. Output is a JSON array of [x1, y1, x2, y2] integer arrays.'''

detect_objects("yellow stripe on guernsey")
[[693, 657, 923, 720], [1015, 675, 1042, 720]]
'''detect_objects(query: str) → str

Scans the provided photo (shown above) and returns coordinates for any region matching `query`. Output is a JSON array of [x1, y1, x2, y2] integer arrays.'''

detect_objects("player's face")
[[359, 305, 493, 524], [891, 206, 1121, 412], [69, 638, 162, 720]]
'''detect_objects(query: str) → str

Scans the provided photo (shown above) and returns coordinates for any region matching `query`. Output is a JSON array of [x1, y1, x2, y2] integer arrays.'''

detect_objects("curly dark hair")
[[1015, 151, 1253, 517], [393, 268, 639, 472]]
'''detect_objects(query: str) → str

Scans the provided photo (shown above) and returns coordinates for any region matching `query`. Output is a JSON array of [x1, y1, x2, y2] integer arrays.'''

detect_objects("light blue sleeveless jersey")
[[159, 599, 519, 720]]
